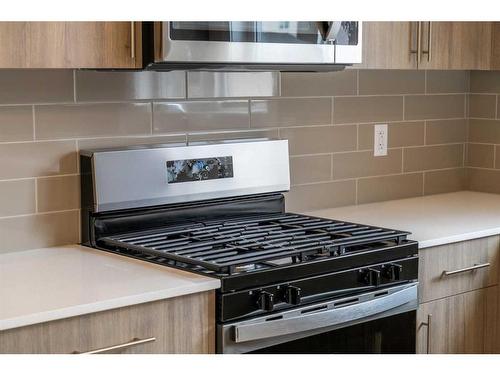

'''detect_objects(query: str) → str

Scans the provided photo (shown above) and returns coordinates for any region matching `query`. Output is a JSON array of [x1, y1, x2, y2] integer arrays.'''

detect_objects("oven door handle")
[[233, 283, 418, 343]]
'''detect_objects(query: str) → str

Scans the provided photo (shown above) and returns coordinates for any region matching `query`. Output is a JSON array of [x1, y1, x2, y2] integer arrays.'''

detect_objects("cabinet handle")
[[130, 21, 135, 60], [421, 22, 432, 62], [417, 22, 423, 63], [72, 337, 156, 354], [409, 22, 419, 55], [442, 262, 490, 277], [421, 314, 432, 354]]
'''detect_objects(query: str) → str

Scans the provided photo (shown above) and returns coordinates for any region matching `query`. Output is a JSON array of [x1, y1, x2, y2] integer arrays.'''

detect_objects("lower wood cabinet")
[[416, 287, 498, 353], [416, 235, 500, 354], [0, 290, 215, 354]]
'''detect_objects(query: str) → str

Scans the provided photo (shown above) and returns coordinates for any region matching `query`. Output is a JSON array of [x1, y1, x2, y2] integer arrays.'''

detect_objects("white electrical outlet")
[[374, 124, 388, 156]]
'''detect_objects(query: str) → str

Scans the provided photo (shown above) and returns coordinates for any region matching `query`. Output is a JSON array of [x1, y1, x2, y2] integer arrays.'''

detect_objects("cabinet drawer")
[[0, 291, 215, 354], [419, 236, 499, 303]]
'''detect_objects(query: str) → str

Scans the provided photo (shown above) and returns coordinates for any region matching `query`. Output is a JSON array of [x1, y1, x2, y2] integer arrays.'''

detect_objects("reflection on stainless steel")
[[220, 283, 418, 353], [75, 71, 186, 101], [233, 264, 257, 273], [187, 71, 280, 98], [84, 139, 290, 212], [154, 22, 362, 68], [153, 100, 250, 133]]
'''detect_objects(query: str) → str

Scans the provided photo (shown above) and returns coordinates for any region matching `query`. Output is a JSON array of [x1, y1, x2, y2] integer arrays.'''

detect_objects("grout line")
[[356, 69, 360, 96], [422, 172, 426, 195], [494, 146, 497, 169], [424, 70, 427, 94], [0, 208, 80, 220], [423, 121, 427, 145], [77, 208, 82, 243], [0, 176, 37, 183], [355, 123, 359, 150], [0, 92, 472, 109], [354, 179, 358, 205], [330, 153, 334, 180], [466, 141, 500, 146], [184, 71, 188, 99], [402, 95, 405, 121], [34, 178, 38, 213], [465, 166, 500, 172], [75, 140, 80, 173], [72, 70, 77, 103], [31, 105, 36, 141], [496, 94, 499, 119], [331, 97, 334, 125], [401, 149, 404, 173], [468, 117, 499, 121], [291, 167, 464, 188], [463, 143, 467, 168]]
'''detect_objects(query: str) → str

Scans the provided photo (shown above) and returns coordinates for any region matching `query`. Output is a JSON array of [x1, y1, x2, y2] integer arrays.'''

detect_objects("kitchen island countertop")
[[306, 191, 500, 249]]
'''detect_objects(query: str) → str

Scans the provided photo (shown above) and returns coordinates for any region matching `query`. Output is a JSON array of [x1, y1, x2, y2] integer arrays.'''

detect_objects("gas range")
[[80, 139, 418, 354]]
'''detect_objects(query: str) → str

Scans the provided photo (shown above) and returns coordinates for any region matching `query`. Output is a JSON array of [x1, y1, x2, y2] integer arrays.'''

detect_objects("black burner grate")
[[100, 213, 409, 274]]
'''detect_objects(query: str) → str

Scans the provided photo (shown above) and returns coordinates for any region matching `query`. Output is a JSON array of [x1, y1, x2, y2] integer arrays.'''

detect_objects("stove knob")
[[384, 264, 403, 281], [257, 291, 275, 312], [360, 268, 381, 286], [284, 285, 302, 305]]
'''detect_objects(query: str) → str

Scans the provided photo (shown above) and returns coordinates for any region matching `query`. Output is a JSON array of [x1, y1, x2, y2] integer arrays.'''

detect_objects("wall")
[[467, 71, 500, 192], [0, 69, 468, 253]]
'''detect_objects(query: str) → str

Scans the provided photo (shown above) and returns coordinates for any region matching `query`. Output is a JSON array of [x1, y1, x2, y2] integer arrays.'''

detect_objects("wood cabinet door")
[[0, 291, 215, 354], [355, 22, 419, 69], [418, 22, 493, 70], [0, 22, 141, 68], [485, 286, 500, 353], [418, 236, 500, 303], [416, 288, 492, 354]]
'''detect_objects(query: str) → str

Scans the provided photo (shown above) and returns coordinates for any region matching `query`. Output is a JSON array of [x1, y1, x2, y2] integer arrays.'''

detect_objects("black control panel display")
[[166, 156, 234, 184]]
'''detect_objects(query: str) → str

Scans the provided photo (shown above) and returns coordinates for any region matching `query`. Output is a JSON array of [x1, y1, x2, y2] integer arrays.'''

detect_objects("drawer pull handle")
[[73, 337, 156, 354], [421, 314, 432, 354], [442, 262, 490, 277]]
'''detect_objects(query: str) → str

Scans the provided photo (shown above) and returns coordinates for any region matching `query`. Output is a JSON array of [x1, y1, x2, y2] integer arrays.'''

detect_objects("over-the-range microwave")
[[144, 21, 362, 71]]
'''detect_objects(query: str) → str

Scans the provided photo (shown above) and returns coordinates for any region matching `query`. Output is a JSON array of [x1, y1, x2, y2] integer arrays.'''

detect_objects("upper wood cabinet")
[[355, 22, 419, 69], [418, 22, 493, 70], [359, 21, 495, 70], [0, 22, 141, 68]]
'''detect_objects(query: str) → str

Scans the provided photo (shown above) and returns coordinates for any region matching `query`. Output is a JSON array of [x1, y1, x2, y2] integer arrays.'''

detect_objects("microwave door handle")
[[317, 22, 330, 41], [324, 22, 336, 42], [233, 284, 417, 343]]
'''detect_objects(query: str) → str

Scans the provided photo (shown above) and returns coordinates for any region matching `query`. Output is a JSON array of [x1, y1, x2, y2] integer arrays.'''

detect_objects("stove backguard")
[[80, 139, 290, 213]]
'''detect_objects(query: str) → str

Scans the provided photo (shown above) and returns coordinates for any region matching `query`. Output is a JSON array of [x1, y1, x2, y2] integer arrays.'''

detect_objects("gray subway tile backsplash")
[[358, 70, 425, 95], [187, 71, 279, 98], [251, 98, 332, 128], [0, 70, 74, 104], [0, 140, 77, 179], [333, 96, 404, 124], [0, 68, 474, 253], [280, 70, 357, 97], [35, 103, 151, 140], [75, 71, 186, 101], [0, 106, 34, 142], [153, 100, 249, 133]]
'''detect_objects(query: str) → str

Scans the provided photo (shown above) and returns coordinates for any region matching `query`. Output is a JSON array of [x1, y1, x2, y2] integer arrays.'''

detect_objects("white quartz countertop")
[[307, 191, 500, 249], [0, 245, 220, 331]]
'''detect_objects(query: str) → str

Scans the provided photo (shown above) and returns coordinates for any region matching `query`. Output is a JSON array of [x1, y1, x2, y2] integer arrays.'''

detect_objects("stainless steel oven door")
[[218, 282, 418, 354], [156, 21, 362, 66]]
